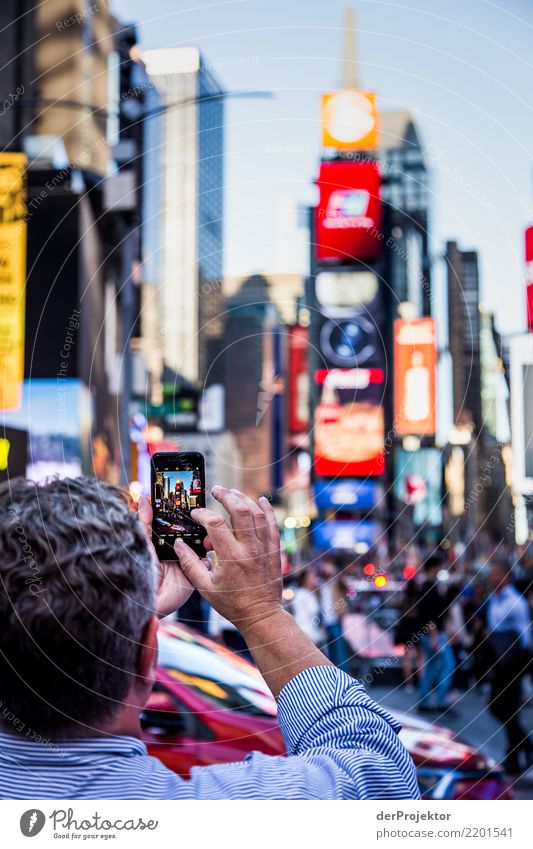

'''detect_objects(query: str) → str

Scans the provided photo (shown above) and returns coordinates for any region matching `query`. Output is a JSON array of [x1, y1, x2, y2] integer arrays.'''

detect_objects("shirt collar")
[[0, 729, 146, 766]]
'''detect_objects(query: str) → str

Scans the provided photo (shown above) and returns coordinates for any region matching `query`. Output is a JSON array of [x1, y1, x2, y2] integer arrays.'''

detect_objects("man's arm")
[[170, 487, 419, 800], [175, 486, 332, 696]]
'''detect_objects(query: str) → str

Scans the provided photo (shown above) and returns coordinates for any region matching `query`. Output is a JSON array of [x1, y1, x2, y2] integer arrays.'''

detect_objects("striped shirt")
[[0, 666, 420, 799]]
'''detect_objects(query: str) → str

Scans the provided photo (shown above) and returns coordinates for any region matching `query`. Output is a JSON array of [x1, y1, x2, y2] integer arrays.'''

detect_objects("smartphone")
[[150, 451, 207, 561]]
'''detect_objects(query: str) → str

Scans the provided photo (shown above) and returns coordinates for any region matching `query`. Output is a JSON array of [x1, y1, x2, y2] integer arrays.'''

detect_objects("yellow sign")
[[0, 153, 27, 411], [322, 90, 379, 151]]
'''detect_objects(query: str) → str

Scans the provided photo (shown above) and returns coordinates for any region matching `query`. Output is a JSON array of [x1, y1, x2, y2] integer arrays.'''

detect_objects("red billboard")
[[315, 161, 382, 263], [394, 318, 437, 436], [313, 367, 385, 477], [287, 325, 309, 433], [525, 226, 533, 331]]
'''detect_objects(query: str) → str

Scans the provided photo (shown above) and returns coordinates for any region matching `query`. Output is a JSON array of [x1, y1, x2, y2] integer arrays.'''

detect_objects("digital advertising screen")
[[0, 152, 27, 411], [1, 378, 92, 481], [393, 318, 437, 436], [394, 447, 443, 527], [318, 308, 384, 369], [287, 325, 309, 433], [313, 367, 385, 477], [0, 425, 27, 483], [510, 334, 533, 494], [526, 226, 533, 331], [313, 478, 380, 511], [321, 90, 379, 151], [311, 519, 379, 551], [315, 269, 379, 309], [315, 161, 382, 263]]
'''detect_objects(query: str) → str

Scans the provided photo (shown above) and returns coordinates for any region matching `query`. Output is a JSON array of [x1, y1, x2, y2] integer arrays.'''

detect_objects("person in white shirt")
[[292, 569, 325, 646], [207, 606, 249, 657], [486, 561, 532, 773], [319, 558, 350, 672]]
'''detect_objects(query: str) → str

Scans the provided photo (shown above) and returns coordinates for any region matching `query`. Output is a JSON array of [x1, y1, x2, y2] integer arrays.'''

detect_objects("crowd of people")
[[398, 554, 533, 775], [282, 550, 533, 776], [177, 543, 533, 776]]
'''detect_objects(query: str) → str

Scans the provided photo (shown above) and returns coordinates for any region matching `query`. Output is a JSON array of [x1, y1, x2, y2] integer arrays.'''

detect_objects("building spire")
[[341, 6, 359, 89]]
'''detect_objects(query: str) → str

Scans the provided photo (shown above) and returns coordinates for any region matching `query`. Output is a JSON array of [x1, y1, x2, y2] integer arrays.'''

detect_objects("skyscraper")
[[380, 110, 431, 317], [446, 241, 482, 431], [142, 48, 224, 386]]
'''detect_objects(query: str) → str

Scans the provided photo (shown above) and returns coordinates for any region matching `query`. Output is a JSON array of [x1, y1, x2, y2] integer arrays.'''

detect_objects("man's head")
[[0, 477, 157, 737], [422, 554, 442, 580], [490, 559, 513, 592], [297, 568, 318, 591], [320, 557, 337, 579]]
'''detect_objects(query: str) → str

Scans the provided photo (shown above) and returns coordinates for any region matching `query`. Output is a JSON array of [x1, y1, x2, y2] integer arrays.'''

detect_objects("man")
[[0, 477, 419, 799], [417, 555, 455, 713], [319, 558, 350, 673], [486, 560, 532, 773]]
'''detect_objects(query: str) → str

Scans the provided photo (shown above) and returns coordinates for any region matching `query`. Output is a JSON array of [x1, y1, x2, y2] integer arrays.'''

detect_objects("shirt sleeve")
[[188, 665, 420, 800]]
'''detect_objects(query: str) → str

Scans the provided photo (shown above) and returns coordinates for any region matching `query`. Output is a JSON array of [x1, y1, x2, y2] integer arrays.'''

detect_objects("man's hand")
[[175, 485, 331, 698], [175, 486, 283, 634], [137, 497, 198, 618]]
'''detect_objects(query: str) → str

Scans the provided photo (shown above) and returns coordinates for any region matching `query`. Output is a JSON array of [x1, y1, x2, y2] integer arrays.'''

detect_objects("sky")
[[112, 0, 533, 336]]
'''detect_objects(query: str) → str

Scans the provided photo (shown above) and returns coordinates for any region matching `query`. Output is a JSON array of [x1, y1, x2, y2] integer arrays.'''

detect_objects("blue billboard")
[[313, 478, 380, 511], [311, 520, 379, 551]]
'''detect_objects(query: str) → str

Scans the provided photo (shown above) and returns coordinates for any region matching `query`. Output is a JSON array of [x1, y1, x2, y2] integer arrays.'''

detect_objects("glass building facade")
[[143, 48, 224, 385]]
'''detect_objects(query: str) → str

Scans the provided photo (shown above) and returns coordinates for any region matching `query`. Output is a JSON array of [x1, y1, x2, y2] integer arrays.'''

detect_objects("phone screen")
[[151, 451, 207, 560]]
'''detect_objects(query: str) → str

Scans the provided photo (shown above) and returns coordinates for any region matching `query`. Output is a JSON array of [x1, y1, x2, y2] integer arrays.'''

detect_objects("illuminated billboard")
[[0, 153, 27, 411], [1, 379, 92, 481], [315, 161, 382, 263], [510, 334, 533, 495], [526, 226, 533, 331], [287, 325, 309, 433], [313, 478, 380, 511], [321, 90, 379, 151], [0, 425, 27, 482], [315, 269, 379, 309], [394, 448, 443, 527], [318, 309, 384, 370], [313, 367, 385, 477], [311, 519, 379, 551], [394, 318, 437, 436]]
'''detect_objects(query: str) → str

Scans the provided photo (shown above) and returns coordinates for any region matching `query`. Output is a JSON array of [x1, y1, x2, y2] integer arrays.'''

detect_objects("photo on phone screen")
[[151, 452, 207, 560]]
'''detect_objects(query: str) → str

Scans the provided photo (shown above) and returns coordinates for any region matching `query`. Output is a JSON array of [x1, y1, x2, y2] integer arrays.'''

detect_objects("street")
[[373, 684, 533, 799]]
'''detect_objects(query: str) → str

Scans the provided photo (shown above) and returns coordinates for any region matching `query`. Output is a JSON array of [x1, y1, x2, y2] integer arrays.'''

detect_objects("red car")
[[143, 623, 511, 799]]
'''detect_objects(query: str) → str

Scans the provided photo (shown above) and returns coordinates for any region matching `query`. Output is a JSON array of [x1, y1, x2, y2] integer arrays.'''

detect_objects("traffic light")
[[403, 563, 417, 580]]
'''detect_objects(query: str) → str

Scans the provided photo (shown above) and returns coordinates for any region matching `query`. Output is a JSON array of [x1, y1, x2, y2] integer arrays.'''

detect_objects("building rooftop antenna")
[[341, 5, 359, 90]]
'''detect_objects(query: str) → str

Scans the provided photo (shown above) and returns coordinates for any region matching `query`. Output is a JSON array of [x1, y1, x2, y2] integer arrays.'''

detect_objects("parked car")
[[143, 622, 512, 799]]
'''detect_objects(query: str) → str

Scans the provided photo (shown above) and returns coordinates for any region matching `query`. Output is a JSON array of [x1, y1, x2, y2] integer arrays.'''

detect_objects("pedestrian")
[[394, 579, 421, 692], [207, 605, 250, 658], [486, 560, 533, 773], [319, 558, 350, 673], [291, 568, 325, 646], [416, 555, 455, 713], [463, 582, 490, 689], [444, 583, 471, 695]]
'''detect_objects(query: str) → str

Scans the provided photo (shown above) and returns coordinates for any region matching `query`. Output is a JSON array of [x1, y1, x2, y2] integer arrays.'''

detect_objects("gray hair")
[[0, 476, 155, 735]]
